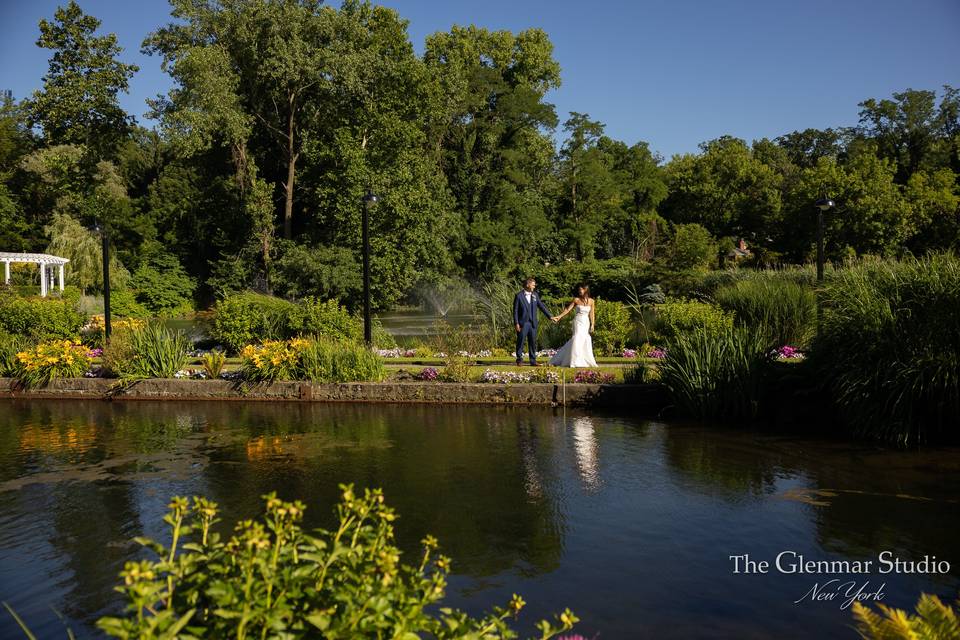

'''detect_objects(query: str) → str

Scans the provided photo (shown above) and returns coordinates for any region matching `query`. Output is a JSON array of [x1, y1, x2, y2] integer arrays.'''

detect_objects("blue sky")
[[1, 0, 958, 159]]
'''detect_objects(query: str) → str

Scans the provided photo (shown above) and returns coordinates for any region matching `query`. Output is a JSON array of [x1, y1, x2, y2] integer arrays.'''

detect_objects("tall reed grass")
[[811, 254, 960, 445], [714, 278, 817, 348], [657, 325, 775, 421]]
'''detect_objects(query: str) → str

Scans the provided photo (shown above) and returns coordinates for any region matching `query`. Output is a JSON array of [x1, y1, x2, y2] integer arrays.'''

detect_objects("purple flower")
[[775, 345, 804, 360], [646, 348, 666, 360], [86, 348, 103, 358], [574, 370, 614, 384], [418, 367, 439, 381], [621, 348, 638, 358]]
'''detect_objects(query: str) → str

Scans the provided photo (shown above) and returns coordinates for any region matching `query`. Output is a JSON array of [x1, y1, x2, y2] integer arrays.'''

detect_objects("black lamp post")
[[361, 190, 379, 345], [814, 198, 835, 282], [92, 221, 112, 340]]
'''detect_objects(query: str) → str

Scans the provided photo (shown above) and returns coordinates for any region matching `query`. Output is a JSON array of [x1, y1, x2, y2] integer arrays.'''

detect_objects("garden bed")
[[0, 377, 667, 409]]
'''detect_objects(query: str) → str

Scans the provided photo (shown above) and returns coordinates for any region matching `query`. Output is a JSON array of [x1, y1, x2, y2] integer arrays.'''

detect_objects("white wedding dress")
[[549, 305, 598, 367]]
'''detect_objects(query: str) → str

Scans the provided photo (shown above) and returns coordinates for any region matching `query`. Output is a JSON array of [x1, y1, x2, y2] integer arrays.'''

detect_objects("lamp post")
[[92, 221, 112, 340], [814, 198, 835, 282], [361, 190, 379, 345]]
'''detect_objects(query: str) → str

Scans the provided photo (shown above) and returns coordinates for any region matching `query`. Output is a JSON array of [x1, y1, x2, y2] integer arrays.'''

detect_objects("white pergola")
[[1, 252, 70, 297]]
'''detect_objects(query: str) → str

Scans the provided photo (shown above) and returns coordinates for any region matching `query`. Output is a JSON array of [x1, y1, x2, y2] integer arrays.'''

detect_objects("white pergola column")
[[39, 262, 47, 297], [58, 263, 64, 291], [3, 261, 8, 284]]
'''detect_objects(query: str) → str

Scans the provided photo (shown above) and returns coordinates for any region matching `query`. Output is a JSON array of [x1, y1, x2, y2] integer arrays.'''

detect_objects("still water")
[[0, 400, 958, 639]]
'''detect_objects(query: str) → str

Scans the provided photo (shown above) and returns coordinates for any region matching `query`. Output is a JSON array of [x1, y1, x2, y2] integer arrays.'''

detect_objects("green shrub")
[[298, 338, 385, 383], [13, 339, 90, 388], [109, 288, 150, 318], [104, 323, 190, 380], [439, 357, 471, 382], [0, 295, 85, 340], [95, 487, 577, 639], [592, 299, 632, 354], [239, 338, 385, 383], [714, 278, 817, 348], [693, 266, 818, 297], [650, 299, 733, 344], [131, 252, 196, 315], [658, 325, 774, 421], [811, 254, 960, 445], [211, 293, 377, 353], [211, 292, 298, 353], [296, 297, 363, 342]]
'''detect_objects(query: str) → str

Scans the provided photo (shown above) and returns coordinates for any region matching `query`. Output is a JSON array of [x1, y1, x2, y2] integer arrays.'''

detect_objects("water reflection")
[[570, 416, 602, 492], [0, 400, 958, 639]]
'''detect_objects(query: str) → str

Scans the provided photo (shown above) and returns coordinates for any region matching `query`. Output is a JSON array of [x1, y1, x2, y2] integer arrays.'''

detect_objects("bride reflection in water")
[[571, 416, 602, 491]]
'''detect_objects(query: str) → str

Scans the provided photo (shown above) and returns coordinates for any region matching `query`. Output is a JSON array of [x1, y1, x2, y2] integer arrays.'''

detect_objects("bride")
[[548, 284, 598, 367]]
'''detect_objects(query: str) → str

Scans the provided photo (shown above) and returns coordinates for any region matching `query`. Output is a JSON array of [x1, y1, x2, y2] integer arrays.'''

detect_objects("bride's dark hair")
[[575, 283, 590, 298]]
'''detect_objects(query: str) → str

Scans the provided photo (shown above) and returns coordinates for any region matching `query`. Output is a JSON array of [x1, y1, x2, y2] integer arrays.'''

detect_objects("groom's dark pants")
[[516, 322, 538, 364]]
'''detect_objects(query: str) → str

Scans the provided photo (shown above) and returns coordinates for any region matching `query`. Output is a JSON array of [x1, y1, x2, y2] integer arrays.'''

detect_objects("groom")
[[513, 277, 555, 366]]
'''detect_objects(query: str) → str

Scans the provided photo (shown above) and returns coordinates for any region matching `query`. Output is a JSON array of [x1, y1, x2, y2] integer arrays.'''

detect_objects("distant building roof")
[[0, 252, 70, 265]]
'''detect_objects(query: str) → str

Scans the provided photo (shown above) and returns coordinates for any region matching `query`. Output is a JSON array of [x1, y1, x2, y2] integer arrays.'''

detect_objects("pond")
[[0, 400, 958, 639]]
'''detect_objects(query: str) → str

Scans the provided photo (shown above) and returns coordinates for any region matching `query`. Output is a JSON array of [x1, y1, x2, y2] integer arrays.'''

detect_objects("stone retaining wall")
[[0, 377, 667, 410]]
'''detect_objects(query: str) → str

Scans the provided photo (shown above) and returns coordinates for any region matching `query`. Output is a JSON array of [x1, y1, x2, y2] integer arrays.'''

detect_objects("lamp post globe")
[[361, 190, 379, 345]]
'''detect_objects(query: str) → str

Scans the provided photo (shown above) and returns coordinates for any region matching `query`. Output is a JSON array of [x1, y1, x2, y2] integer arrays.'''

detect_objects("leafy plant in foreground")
[[96, 486, 578, 639], [852, 592, 959, 639]]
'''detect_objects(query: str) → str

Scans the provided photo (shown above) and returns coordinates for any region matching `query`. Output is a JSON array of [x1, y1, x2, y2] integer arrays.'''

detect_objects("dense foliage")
[[811, 254, 960, 445], [0, 292, 85, 340], [211, 293, 366, 353], [0, 1, 956, 314], [97, 486, 578, 639]]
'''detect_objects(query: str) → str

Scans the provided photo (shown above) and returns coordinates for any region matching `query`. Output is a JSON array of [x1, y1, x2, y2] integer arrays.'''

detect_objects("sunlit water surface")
[[1, 400, 958, 639]]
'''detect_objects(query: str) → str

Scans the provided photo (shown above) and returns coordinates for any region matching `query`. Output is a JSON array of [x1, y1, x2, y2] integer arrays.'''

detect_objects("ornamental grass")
[[657, 325, 774, 422], [103, 322, 190, 380], [810, 254, 960, 445]]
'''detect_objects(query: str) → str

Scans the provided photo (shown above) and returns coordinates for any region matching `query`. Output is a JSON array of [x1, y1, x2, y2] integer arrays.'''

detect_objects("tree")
[[425, 24, 561, 279], [554, 113, 622, 261], [665, 223, 715, 271], [858, 88, 943, 183], [145, 0, 332, 238], [774, 128, 845, 168], [25, 0, 138, 159], [660, 137, 782, 246], [44, 212, 130, 292]]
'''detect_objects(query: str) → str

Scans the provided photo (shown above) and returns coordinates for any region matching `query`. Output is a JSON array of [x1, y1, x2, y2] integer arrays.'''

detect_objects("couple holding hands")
[[512, 277, 598, 369]]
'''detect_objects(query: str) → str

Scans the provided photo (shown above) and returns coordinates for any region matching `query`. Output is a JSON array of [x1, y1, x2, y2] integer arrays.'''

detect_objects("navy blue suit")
[[513, 290, 552, 364]]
